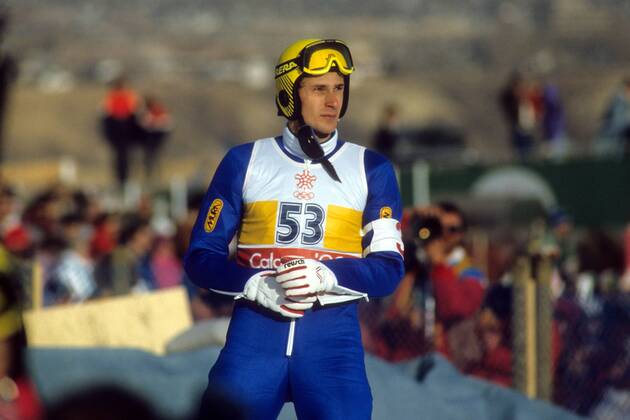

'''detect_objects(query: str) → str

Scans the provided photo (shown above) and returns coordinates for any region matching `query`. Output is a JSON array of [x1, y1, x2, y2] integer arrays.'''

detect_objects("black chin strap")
[[296, 124, 342, 183]]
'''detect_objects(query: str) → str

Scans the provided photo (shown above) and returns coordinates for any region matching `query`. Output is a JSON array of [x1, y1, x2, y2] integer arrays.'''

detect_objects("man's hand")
[[425, 237, 448, 265], [240, 270, 313, 318], [275, 258, 337, 300], [416, 205, 443, 222]]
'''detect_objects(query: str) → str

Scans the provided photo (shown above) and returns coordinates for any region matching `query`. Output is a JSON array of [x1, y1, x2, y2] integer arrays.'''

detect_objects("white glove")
[[275, 258, 337, 300], [239, 270, 313, 318]]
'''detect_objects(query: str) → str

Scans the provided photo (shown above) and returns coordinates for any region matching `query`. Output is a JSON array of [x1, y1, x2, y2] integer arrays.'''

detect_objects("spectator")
[[542, 208, 579, 297], [100, 76, 142, 189], [138, 95, 173, 183], [70, 189, 102, 226], [0, 184, 28, 265], [0, 11, 18, 166], [498, 71, 540, 161], [552, 227, 627, 411], [94, 214, 155, 296], [45, 384, 160, 420], [46, 213, 96, 304], [469, 284, 513, 387], [594, 78, 630, 158], [89, 212, 121, 262], [38, 235, 66, 307], [472, 282, 563, 389], [541, 81, 569, 161], [0, 184, 20, 238], [149, 236, 182, 290], [586, 294, 630, 418], [555, 283, 629, 416], [372, 103, 400, 162], [576, 229, 624, 299], [621, 224, 630, 292], [194, 388, 245, 420], [21, 188, 65, 251], [0, 272, 42, 420], [419, 201, 486, 371]]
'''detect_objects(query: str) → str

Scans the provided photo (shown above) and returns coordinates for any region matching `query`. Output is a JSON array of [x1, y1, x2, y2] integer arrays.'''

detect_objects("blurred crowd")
[[0, 180, 627, 418], [0, 179, 240, 418], [0, 180, 234, 316], [364, 74, 630, 418], [358, 201, 630, 418], [373, 73, 630, 166], [496, 72, 630, 163]]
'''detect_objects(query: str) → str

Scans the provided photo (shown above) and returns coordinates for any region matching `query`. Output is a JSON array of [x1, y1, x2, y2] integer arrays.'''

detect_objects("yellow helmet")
[[275, 39, 355, 121]]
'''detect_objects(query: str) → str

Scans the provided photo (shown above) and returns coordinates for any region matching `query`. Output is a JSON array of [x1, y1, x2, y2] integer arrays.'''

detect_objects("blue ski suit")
[[184, 127, 404, 419]]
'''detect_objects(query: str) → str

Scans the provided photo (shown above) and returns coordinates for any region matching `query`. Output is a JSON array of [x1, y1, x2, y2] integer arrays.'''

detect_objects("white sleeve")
[[361, 218, 404, 257]]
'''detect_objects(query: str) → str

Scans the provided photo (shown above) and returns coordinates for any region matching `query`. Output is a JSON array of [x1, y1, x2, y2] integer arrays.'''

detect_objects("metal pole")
[[29, 259, 43, 310], [535, 255, 553, 400], [513, 256, 537, 398], [412, 161, 430, 207]]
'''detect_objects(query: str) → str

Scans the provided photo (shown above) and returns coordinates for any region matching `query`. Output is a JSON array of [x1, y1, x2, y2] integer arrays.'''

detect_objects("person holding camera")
[[416, 201, 485, 371]]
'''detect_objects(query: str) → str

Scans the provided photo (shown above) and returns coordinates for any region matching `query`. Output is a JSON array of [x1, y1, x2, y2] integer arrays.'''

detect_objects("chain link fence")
[[358, 252, 630, 419]]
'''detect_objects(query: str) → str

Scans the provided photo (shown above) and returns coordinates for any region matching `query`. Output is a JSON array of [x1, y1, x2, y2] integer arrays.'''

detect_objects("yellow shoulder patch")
[[379, 206, 393, 219], [204, 199, 224, 233]]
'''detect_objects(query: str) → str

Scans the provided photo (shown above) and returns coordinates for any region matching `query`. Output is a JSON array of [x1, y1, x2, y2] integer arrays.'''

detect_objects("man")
[[94, 215, 155, 296], [596, 77, 630, 157], [184, 39, 404, 419], [48, 213, 97, 304], [138, 95, 173, 182], [498, 71, 538, 161], [372, 103, 400, 162], [421, 202, 485, 371], [100, 76, 141, 188]]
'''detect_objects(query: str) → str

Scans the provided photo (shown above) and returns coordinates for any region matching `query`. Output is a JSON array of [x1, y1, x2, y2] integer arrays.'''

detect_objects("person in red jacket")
[[100, 76, 142, 189], [469, 284, 513, 387], [469, 283, 563, 388], [421, 202, 486, 370], [138, 95, 173, 182]]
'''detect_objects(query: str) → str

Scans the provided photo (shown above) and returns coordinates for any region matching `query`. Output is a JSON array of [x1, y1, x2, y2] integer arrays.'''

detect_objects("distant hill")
[[2, 0, 630, 189]]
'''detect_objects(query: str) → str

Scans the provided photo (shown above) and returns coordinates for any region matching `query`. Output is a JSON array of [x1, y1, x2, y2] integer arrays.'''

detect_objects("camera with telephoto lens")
[[403, 212, 444, 273], [412, 214, 443, 245]]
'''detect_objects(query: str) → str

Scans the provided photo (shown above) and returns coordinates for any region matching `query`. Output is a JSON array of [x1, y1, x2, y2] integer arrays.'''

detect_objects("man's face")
[[0, 194, 13, 220], [131, 225, 154, 256], [440, 211, 465, 252], [298, 72, 345, 141]]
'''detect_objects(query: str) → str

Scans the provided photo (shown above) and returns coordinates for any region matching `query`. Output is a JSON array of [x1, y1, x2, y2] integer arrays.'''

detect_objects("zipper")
[[305, 159, 311, 172], [286, 319, 295, 356], [284, 160, 309, 358]]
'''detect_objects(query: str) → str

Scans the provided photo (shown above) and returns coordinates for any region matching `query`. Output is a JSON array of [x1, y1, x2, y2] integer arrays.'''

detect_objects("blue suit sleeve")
[[183, 143, 260, 294], [322, 150, 404, 297]]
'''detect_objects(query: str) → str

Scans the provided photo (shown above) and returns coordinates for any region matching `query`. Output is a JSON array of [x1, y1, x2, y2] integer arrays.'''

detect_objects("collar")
[[282, 125, 338, 161], [447, 246, 467, 266]]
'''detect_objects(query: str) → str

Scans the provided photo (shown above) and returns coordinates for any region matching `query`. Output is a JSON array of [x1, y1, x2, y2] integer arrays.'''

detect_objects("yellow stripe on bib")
[[239, 201, 278, 245], [324, 205, 362, 253]]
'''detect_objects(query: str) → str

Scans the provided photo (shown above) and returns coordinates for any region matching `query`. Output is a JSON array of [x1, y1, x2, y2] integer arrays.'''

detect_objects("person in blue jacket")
[[185, 38, 405, 420]]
